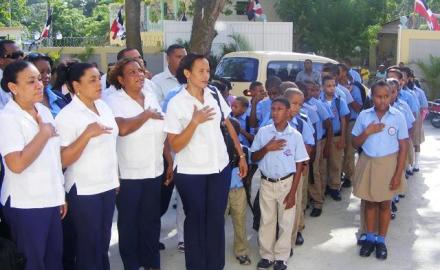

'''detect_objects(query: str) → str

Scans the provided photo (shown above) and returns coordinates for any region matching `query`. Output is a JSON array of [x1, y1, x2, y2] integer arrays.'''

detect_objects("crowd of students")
[[0, 39, 428, 270]]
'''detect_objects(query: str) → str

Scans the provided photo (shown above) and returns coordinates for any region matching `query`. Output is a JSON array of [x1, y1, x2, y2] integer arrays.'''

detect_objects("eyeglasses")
[[2, 51, 24, 59]]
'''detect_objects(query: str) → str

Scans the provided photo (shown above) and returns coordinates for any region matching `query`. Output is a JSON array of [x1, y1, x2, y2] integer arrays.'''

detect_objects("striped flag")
[[414, 0, 440, 31], [111, 7, 125, 40], [38, 10, 52, 40]]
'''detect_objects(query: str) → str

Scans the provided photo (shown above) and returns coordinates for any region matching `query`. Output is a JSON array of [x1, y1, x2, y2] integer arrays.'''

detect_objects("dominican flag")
[[111, 7, 125, 40], [414, 0, 440, 31], [38, 10, 52, 40]]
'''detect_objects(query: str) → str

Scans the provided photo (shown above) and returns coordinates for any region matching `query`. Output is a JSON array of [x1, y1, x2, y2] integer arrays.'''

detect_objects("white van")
[[214, 51, 338, 96]]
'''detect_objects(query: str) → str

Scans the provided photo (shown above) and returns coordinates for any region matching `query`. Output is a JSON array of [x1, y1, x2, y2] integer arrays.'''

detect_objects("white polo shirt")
[[152, 67, 180, 103], [0, 100, 65, 208], [104, 88, 166, 180], [164, 86, 231, 175], [55, 96, 119, 195]]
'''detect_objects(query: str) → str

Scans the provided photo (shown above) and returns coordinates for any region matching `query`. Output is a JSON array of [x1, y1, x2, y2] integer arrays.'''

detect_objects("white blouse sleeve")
[[0, 114, 26, 156]]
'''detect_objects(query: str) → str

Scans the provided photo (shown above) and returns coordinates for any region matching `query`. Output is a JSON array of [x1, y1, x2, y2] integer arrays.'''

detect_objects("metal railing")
[[40, 36, 110, 47]]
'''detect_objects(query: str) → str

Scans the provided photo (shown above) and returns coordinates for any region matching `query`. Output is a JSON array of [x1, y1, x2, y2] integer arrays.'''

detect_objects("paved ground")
[[109, 122, 440, 270]]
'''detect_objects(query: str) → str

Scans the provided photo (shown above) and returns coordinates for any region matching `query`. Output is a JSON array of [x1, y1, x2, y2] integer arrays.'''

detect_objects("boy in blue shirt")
[[251, 98, 309, 270], [320, 75, 350, 201]]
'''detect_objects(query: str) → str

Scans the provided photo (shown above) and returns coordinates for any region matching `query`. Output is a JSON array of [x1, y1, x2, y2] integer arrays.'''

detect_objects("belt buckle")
[[273, 177, 282, 182]]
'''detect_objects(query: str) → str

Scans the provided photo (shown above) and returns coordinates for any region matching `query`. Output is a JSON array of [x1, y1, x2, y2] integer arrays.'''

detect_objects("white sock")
[[407, 164, 413, 171], [414, 152, 420, 169]]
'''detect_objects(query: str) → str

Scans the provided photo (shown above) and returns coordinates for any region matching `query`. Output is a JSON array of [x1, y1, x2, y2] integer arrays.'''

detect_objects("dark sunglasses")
[[2, 51, 24, 59]]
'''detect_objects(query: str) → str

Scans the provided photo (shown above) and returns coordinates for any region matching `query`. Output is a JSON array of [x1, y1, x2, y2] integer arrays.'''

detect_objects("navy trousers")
[[175, 165, 232, 270], [62, 207, 76, 270], [116, 176, 162, 270], [66, 186, 116, 270], [3, 200, 63, 270]]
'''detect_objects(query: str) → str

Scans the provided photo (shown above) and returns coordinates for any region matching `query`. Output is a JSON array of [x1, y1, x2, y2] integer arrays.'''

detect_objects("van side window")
[[267, 61, 323, 81], [215, 57, 259, 82]]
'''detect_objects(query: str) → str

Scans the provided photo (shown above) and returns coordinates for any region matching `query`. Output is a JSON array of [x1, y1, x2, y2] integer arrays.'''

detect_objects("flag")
[[111, 8, 125, 40], [38, 10, 52, 40], [414, 0, 440, 31]]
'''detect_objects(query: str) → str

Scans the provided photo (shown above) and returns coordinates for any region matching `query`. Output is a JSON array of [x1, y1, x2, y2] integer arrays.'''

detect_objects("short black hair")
[[399, 66, 412, 77], [322, 75, 335, 85], [272, 97, 290, 109], [117, 48, 138, 61], [235, 96, 249, 108], [265, 76, 282, 91], [371, 80, 391, 96], [175, 53, 207, 84], [166, 44, 185, 56], [53, 60, 95, 93], [0, 40, 15, 58], [24, 52, 54, 68], [249, 81, 263, 90], [1, 60, 32, 93]]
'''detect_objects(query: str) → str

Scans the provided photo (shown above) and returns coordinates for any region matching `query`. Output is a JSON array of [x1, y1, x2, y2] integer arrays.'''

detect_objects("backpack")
[[0, 238, 26, 270], [353, 81, 367, 105]]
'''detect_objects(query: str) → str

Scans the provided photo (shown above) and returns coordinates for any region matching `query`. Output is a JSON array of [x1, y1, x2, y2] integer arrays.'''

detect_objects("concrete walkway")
[[109, 123, 440, 270]]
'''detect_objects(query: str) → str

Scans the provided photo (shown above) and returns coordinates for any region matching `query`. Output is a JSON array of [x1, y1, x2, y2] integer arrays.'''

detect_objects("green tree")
[[0, 0, 29, 27], [417, 55, 440, 99]]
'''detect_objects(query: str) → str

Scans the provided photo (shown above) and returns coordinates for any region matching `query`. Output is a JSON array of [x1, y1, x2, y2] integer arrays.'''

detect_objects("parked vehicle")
[[214, 51, 338, 96], [428, 99, 440, 128]]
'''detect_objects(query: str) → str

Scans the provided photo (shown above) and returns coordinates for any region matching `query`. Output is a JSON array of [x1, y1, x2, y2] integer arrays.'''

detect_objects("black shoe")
[[295, 232, 304, 246], [257, 259, 274, 269], [236, 255, 251, 265], [273, 260, 288, 270], [357, 233, 367, 246], [310, 208, 322, 217], [342, 179, 352, 188], [391, 212, 396, 219], [413, 167, 420, 173], [406, 169, 413, 176], [325, 186, 330, 195], [398, 194, 405, 198], [391, 201, 397, 212], [290, 249, 293, 257], [405, 172, 409, 179], [359, 241, 375, 257], [329, 189, 342, 201], [159, 242, 165, 250], [375, 243, 388, 260]]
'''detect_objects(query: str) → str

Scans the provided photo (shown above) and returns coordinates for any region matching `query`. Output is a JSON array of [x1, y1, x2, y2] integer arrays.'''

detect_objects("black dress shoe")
[[159, 242, 165, 250], [290, 248, 293, 257], [375, 243, 388, 260], [359, 241, 375, 257], [406, 169, 413, 176], [310, 208, 322, 217], [342, 179, 352, 188], [398, 194, 405, 198], [413, 167, 420, 172], [295, 232, 304, 245], [329, 189, 342, 201], [391, 212, 396, 219]]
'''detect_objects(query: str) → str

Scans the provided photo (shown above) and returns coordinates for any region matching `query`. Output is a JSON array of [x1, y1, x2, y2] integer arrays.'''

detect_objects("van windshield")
[[215, 57, 259, 82], [267, 61, 325, 82]]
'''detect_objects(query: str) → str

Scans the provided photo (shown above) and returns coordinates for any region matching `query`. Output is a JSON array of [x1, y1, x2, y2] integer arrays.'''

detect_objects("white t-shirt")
[[55, 96, 119, 195], [104, 88, 166, 180], [164, 87, 231, 175], [0, 100, 65, 208]]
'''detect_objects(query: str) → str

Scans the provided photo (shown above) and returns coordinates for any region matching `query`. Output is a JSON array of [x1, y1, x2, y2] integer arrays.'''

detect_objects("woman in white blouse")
[[104, 58, 172, 270], [54, 62, 119, 270], [164, 54, 247, 270], [0, 60, 65, 270]]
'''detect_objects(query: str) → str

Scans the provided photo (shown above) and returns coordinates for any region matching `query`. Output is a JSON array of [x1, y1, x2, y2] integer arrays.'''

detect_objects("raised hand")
[[365, 122, 385, 136], [85, 122, 113, 138], [144, 107, 163, 120], [264, 136, 287, 152], [191, 105, 216, 125]]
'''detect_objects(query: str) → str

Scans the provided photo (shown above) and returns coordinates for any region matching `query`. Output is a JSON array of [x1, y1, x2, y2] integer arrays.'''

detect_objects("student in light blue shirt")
[[162, 84, 183, 112], [352, 81, 408, 260], [386, 68, 419, 116], [250, 76, 283, 129], [231, 97, 254, 147], [251, 97, 309, 268], [388, 78, 415, 131], [320, 75, 350, 201]]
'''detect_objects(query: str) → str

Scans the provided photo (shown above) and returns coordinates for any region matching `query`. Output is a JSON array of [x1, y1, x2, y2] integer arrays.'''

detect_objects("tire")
[[431, 115, 440, 128]]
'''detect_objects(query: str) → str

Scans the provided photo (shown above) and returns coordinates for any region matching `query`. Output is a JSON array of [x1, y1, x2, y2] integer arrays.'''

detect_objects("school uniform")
[[413, 86, 428, 147], [256, 97, 273, 127], [343, 84, 364, 181], [251, 123, 309, 262], [152, 66, 180, 104], [289, 115, 315, 243], [352, 106, 408, 202], [306, 97, 333, 209], [55, 96, 119, 270], [104, 88, 165, 270], [320, 94, 350, 191], [0, 100, 65, 270], [164, 86, 232, 270]]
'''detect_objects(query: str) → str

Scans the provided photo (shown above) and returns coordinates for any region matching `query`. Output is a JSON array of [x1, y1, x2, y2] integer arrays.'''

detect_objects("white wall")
[[163, 20, 293, 55]]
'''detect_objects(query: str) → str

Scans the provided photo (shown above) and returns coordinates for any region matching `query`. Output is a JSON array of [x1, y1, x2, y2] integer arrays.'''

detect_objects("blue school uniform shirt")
[[414, 86, 428, 109], [394, 99, 415, 129], [230, 167, 243, 189], [301, 104, 319, 127], [232, 112, 251, 147], [352, 106, 409, 157], [162, 85, 184, 112], [349, 68, 362, 83], [45, 86, 69, 117], [349, 84, 363, 121], [256, 97, 272, 127], [337, 84, 353, 104], [251, 123, 309, 179], [399, 88, 418, 115], [320, 94, 350, 135], [306, 97, 333, 140], [289, 115, 315, 146]]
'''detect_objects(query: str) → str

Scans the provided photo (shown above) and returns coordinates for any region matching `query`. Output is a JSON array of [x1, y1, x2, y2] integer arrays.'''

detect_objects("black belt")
[[333, 132, 341, 137], [261, 173, 294, 183]]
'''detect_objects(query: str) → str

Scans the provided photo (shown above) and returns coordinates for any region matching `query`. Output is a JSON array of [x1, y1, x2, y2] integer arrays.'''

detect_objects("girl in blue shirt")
[[352, 80, 408, 260]]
